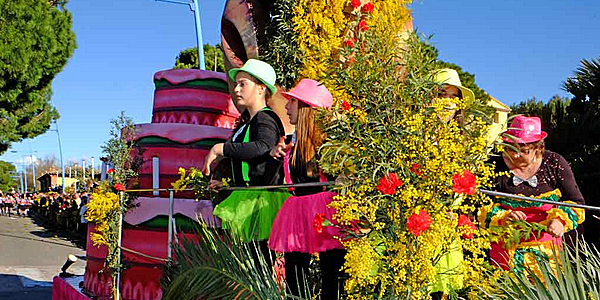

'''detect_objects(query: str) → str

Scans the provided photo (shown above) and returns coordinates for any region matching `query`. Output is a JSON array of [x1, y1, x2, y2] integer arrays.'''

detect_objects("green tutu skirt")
[[213, 189, 290, 242]]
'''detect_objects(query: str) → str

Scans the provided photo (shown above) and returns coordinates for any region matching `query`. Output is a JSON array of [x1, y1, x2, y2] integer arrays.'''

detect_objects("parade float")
[[50, 0, 539, 299]]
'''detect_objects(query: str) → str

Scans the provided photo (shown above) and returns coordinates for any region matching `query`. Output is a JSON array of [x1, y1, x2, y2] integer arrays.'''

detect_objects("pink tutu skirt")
[[269, 191, 343, 253]]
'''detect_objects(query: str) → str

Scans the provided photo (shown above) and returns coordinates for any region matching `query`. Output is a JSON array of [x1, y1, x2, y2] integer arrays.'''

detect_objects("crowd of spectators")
[[1, 190, 89, 243]]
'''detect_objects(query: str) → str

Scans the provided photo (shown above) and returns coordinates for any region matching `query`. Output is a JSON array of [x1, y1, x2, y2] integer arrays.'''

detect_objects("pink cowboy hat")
[[279, 79, 332, 108], [502, 116, 548, 144]]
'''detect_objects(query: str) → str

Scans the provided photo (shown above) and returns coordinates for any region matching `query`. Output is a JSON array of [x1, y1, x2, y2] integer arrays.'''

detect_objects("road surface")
[[0, 214, 85, 300]]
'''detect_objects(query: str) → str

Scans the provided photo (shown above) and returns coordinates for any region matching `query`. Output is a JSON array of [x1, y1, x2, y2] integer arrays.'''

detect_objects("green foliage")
[[100, 111, 140, 189], [0, 160, 17, 192], [563, 56, 600, 115], [174, 44, 226, 72], [260, 0, 303, 90], [161, 223, 312, 300], [98, 112, 142, 295], [0, 0, 76, 153], [488, 239, 600, 300]]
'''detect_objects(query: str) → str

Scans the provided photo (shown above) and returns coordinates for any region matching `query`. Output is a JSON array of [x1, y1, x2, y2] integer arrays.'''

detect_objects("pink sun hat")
[[503, 116, 548, 144], [279, 79, 333, 108]]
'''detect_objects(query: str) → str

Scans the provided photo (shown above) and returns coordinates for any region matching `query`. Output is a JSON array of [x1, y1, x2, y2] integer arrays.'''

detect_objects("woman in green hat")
[[202, 59, 289, 266]]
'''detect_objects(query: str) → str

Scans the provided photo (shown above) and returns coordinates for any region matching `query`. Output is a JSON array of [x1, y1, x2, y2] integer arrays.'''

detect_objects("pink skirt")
[[268, 191, 344, 253]]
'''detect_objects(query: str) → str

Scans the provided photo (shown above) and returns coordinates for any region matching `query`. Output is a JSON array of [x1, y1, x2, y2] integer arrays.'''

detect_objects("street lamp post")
[[50, 98, 66, 192], [10, 149, 37, 192], [153, 0, 205, 70]]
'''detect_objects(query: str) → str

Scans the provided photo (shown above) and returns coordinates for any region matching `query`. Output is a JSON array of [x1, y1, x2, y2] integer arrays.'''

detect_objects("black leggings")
[[285, 249, 346, 300]]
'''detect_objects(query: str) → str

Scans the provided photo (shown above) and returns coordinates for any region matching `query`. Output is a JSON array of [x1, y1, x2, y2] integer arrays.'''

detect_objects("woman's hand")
[[270, 136, 293, 160], [547, 218, 565, 237], [207, 179, 224, 191], [506, 210, 527, 222], [203, 143, 224, 176]]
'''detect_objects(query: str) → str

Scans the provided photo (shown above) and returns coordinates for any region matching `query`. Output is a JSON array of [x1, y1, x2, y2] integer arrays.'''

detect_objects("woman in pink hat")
[[268, 79, 345, 300], [479, 116, 585, 274]]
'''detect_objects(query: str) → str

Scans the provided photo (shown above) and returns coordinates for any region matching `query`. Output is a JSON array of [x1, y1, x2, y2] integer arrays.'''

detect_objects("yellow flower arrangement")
[[312, 6, 500, 296], [86, 182, 121, 247]]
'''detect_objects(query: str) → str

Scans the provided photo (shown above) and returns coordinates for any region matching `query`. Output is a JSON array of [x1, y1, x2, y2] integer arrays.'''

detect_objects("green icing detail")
[[496, 193, 560, 209], [136, 214, 198, 231], [485, 205, 507, 228], [154, 78, 228, 91], [513, 248, 548, 274], [558, 206, 579, 229], [137, 136, 225, 147]]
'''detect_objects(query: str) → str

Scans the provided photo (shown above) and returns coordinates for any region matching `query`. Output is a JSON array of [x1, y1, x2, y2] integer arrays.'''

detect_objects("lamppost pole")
[[50, 99, 66, 193], [153, 0, 205, 70]]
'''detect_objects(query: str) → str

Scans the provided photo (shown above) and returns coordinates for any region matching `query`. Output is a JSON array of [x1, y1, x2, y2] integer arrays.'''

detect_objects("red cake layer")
[[84, 224, 201, 300], [152, 87, 239, 127]]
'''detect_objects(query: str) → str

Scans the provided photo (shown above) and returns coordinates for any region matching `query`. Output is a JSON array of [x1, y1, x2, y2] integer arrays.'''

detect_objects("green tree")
[[0, 0, 77, 154], [174, 44, 225, 72], [0, 160, 17, 192]]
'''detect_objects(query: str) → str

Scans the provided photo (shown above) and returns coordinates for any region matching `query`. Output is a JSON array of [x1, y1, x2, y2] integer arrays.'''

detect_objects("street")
[[0, 214, 85, 300]]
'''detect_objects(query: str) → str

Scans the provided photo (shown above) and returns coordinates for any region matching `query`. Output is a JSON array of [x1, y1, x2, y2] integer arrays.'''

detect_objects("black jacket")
[[223, 109, 285, 186]]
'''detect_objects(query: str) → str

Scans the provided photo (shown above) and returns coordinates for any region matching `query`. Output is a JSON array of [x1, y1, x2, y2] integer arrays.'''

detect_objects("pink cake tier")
[[152, 69, 239, 128], [84, 223, 202, 300], [133, 123, 232, 198]]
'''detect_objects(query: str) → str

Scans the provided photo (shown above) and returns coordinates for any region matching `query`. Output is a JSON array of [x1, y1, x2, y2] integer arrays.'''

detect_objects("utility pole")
[[153, 0, 205, 69]]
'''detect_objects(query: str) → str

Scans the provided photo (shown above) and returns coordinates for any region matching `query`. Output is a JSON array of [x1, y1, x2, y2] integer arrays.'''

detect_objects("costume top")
[[223, 108, 285, 186]]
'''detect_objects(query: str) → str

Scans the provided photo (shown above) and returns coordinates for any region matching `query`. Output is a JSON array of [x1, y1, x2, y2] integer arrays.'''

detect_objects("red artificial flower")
[[350, 0, 361, 9], [407, 209, 432, 237], [313, 213, 325, 234], [341, 100, 351, 111], [358, 19, 369, 32], [452, 169, 477, 195], [107, 168, 115, 174], [114, 183, 125, 191], [347, 57, 356, 64], [410, 163, 423, 176], [457, 214, 477, 239], [361, 2, 374, 13], [376, 172, 403, 195], [344, 39, 354, 48]]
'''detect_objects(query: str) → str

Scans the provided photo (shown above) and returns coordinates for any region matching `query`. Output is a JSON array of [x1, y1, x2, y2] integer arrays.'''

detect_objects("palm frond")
[[161, 223, 312, 300], [488, 238, 600, 300]]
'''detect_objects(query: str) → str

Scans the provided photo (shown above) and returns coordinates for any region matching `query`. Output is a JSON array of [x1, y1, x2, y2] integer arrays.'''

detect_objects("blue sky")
[[2, 0, 599, 170]]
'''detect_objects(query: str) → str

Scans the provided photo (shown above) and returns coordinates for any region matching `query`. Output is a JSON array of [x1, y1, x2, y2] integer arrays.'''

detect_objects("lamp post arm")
[[153, 0, 205, 70]]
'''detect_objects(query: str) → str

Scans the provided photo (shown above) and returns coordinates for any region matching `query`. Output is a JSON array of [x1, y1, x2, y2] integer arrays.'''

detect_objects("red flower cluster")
[[313, 213, 325, 234], [107, 168, 115, 174], [350, 0, 361, 9], [361, 2, 374, 13], [452, 169, 477, 195], [376, 172, 403, 195], [358, 19, 368, 32], [344, 39, 354, 48], [341, 100, 351, 111], [410, 163, 423, 177], [406, 209, 432, 237], [457, 214, 477, 239], [114, 183, 125, 191]]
